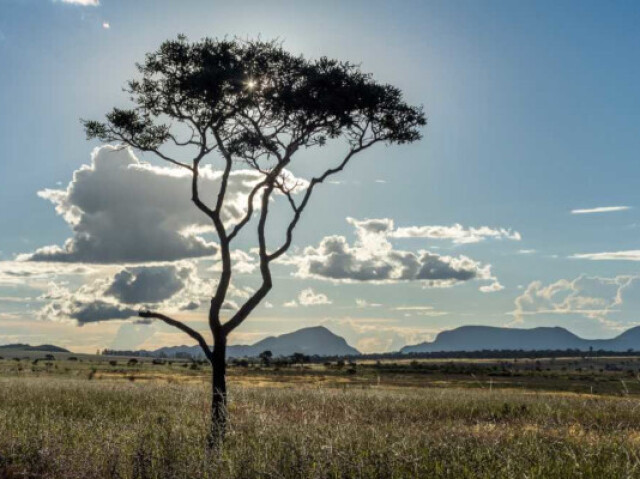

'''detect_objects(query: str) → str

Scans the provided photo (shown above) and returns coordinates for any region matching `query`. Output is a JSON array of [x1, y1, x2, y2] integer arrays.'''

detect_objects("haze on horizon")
[[0, 0, 639, 354]]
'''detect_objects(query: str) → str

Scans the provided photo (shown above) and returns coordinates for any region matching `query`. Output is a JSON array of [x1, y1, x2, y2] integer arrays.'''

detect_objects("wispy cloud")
[[571, 250, 640, 261], [509, 275, 637, 330], [57, 0, 100, 5], [571, 206, 631, 214]]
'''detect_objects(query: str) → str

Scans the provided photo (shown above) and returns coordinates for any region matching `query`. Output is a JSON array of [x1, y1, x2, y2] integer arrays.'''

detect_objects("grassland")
[[2, 355, 640, 478]]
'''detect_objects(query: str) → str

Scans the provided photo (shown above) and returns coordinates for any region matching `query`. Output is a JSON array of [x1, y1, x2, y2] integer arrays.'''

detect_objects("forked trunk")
[[208, 335, 227, 448]]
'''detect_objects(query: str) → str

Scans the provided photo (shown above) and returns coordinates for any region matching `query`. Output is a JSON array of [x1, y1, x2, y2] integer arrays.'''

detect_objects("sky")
[[0, 0, 639, 354]]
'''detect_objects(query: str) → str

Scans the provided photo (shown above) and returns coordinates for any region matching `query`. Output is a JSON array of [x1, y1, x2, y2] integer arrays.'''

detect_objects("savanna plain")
[[3, 353, 640, 478]]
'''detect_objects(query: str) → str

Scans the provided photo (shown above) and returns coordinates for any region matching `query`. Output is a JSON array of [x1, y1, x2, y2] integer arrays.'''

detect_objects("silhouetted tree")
[[84, 36, 425, 445], [259, 350, 273, 367], [290, 352, 309, 366]]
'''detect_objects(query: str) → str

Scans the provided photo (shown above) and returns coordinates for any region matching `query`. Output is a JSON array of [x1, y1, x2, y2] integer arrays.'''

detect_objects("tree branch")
[[223, 182, 275, 334], [269, 140, 379, 261], [139, 310, 213, 362]]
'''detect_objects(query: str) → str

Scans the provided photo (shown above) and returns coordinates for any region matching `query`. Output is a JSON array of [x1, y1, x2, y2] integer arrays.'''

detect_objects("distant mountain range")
[[0, 343, 70, 353], [10, 325, 640, 359], [401, 325, 640, 354], [135, 326, 360, 359]]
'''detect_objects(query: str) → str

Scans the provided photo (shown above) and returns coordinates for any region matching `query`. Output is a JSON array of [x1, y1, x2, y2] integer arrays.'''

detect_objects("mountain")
[[401, 325, 640, 353], [152, 326, 360, 359], [0, 343, 70, 353]]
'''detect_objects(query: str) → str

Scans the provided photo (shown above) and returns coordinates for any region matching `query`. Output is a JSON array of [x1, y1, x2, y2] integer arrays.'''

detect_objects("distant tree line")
[[101, 347, 640, 363]]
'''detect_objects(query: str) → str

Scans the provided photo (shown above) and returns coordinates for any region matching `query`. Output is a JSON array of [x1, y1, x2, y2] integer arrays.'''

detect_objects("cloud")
[[22, 146, 307, 264], [57, 0, 100, 5], [510, 275, 637, 328], [571, 206, 631, 214], [393, 305, 448, 316], [286, 218, 500, 291], [570, 250, 640, 261], [104, 264, 190, 304], [0, 261, 94, 286], [298, 288, 332, 306], [36, 259, 254, 324], [282, 288, 332, 308], [479, 281, 505, 293], [321, 318, 441, 353], [356, 299, 382, 308], [38, 279, 138, 325], [390, 223, 521, 244]]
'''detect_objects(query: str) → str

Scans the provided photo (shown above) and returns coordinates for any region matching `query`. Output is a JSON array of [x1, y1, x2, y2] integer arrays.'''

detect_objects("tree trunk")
[[208, 334, 227, 448]]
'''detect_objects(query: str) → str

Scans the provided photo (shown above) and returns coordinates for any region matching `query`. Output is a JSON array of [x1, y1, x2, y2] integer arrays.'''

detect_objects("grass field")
[[2, 355, 640, 478]]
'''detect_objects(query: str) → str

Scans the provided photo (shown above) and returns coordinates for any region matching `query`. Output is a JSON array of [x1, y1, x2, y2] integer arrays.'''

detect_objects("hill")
[[147, 326, 360, 359], [0, 344, 70, 353], [401, 325, 640, 353]]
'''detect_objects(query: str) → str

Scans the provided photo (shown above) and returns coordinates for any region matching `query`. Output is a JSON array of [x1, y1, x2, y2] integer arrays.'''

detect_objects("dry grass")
[[2, 375, 640, 478]]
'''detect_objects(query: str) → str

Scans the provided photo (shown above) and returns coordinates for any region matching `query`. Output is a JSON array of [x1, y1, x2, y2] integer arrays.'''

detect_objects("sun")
[[246, 79, 257, 90]]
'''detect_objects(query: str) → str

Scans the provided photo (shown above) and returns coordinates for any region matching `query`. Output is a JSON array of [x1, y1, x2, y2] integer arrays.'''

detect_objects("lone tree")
[[84, 36, 425, 443], [259, 350, 273, 367]]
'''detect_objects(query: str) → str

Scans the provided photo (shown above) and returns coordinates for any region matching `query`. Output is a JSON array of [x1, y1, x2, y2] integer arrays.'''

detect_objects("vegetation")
[[3, 356, 640, 477]]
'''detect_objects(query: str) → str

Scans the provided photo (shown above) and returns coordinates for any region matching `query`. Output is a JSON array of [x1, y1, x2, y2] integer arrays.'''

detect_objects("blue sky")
[[0, 0, 638, 353]]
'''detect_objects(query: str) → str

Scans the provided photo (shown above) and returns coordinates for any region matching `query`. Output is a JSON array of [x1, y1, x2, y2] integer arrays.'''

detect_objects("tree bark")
[[208, 333, 227, 448]]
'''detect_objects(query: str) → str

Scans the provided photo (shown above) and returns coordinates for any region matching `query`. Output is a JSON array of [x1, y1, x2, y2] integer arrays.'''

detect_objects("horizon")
[[1, 0, 639, 354]]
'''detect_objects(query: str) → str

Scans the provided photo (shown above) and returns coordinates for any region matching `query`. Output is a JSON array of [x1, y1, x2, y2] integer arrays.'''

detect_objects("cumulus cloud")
[[36, 259, 254, 324], [38, 277, 138, 324], [510, 275, 638, 328], [298, 288, 332, 306], [282, 288, 332, 308], [570, 250, 640, 261], [571, 206, 631, 214], [23, 146, 306, 264], [286, 218, 500, 291]]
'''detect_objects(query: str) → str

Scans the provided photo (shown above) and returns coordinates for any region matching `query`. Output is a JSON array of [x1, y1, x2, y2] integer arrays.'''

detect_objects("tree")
[[259, 350, 273, 367], [290, 352, 309, 367], [83, 36, 425, 445]]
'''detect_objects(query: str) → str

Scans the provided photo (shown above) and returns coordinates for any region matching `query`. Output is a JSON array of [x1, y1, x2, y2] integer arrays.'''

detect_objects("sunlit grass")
[[2, 375, 640, 478]]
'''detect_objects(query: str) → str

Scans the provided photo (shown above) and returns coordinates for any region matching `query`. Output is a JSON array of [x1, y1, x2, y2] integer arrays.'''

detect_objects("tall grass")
[[1, 377, 640, 478]]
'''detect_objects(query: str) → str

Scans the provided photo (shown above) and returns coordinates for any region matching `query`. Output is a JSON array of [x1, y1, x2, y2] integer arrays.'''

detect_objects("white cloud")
[[384, 220, 521, 244], [356, 299, 382, 308], [479, 281, 505, 293], [0, 261, 95, 286], [570, 250, 640, 261], [57, 0, 100, 5], [571, 206, 631, 214], [392, 305, 448, 316], [510, 275, 637, 328], [286, 218, 500, 291], [298, 288, 332, 306]]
